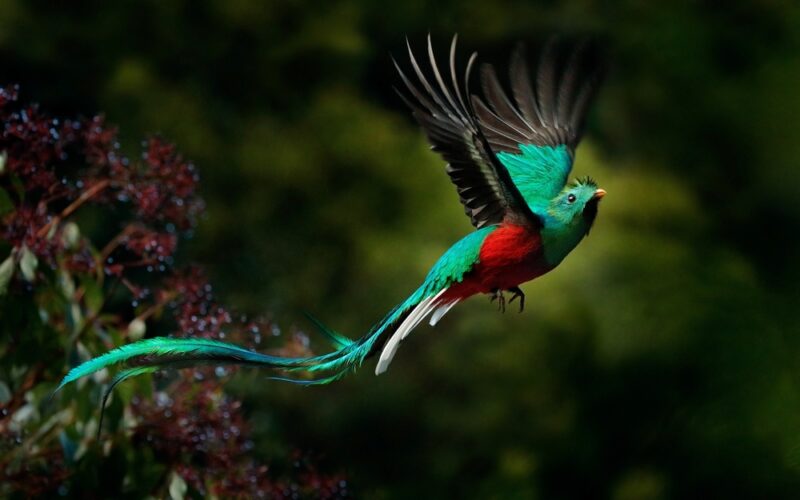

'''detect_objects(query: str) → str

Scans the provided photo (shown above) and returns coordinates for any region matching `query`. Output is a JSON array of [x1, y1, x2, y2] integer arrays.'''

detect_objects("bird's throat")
[[540, 219, 590, 267]]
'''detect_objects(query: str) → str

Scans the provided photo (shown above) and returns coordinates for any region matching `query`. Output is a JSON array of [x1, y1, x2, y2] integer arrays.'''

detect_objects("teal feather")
[[285, 224, 496, 376], [57, 337, 309, 391], [496, 144, 572, 211], [98, 366, 157, 437], [420, 225, 494, 289], [302, 312, 355, 350]]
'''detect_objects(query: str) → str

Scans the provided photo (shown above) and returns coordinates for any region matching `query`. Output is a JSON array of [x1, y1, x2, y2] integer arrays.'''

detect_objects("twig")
[[36, 179, 110, 238], [99, 224, 137, 263]]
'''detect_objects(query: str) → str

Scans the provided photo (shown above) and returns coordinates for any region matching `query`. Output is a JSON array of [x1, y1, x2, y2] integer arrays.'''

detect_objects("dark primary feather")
[[475, 38, 605, 156], [395, 35, 538, 229]]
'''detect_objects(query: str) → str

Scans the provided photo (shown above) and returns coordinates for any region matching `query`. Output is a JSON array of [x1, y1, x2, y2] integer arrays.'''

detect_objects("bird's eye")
[[567, 194, 577, 203]]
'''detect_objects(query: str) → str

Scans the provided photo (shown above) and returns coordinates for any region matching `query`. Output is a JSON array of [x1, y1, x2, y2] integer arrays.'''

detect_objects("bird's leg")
[[489, 288, 506, 313], [507, 286, 525, 313]]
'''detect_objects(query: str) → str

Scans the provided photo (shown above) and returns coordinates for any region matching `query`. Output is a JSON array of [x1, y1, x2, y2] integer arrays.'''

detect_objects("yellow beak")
[[593, 188, 607, 200]]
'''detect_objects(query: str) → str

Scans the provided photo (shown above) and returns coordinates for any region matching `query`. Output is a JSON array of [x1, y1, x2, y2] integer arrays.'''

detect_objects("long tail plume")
[[55, 285, 447, 410]]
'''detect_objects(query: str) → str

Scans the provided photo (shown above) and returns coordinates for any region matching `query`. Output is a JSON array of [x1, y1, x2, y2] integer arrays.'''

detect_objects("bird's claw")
[[489, 289, 506, 313], [507, 286, 525, 313]]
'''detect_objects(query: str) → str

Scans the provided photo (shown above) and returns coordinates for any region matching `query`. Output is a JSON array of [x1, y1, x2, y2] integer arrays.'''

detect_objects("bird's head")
[[548, 177, 606, 231]]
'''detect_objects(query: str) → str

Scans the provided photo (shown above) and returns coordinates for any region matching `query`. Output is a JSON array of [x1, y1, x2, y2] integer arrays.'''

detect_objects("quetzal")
[[57, 36, 606, 400]]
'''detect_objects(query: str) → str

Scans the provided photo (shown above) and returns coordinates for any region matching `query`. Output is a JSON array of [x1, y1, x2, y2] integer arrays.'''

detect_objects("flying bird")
[[57, 35, 606, 404]]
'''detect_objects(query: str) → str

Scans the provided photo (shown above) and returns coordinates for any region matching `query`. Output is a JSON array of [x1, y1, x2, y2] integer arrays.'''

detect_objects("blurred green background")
[[4, 0, 800, 497]]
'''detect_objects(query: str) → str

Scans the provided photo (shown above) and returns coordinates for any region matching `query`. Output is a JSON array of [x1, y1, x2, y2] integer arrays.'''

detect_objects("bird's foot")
[[507, 286, 525, 313], [489, 289, 506, 313]]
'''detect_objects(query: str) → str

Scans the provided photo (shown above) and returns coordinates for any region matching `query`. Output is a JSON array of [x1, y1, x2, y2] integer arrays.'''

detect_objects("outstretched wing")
[[395, 35, 539, 229], [474, 39, 605, 211]]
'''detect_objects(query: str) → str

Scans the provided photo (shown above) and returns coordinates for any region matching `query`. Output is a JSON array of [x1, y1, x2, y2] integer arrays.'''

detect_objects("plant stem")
[[36, 179, 110, 238]]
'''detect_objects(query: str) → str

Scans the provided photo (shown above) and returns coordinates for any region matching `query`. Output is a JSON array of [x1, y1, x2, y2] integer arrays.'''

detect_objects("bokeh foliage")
[[0, 87, 349, 497], [2, 0, 800, 498]]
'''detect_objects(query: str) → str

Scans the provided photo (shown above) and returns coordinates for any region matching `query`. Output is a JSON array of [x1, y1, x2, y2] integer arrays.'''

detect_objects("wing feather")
[[474, 38, 605, 206], [396, 36, 539, 229], [535, 38, 559, 131], [481, 37, 605, 153]]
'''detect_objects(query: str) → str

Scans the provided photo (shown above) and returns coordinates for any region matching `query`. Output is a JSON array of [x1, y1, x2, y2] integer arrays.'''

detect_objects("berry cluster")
[[0, 85, 348, 498]]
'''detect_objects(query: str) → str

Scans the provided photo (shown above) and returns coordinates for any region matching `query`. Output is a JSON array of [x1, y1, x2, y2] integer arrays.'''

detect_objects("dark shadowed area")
[[2, 1, 800, 498]]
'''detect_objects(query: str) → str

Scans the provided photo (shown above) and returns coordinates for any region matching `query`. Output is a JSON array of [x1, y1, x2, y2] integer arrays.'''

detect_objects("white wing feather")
[[375, 289, 448, 375], [429, 300, 459, 326]]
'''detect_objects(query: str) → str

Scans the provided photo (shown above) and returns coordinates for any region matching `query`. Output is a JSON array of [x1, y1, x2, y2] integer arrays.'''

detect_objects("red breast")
[[443, 224, 551, 301]]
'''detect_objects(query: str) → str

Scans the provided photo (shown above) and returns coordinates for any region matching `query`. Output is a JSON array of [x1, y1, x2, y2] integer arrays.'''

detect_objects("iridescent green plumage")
[[55, 36, 606, 430], [57, 337, 304, 390], [497, 144, 573, 212], [56, 225, 495, 394]]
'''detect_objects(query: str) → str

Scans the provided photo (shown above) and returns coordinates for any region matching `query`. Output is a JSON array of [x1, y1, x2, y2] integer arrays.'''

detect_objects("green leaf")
[[169, 471, 187, 500], [67, 303, 83, 334], [61, 222, 80, 249], [0, 380, 11, 404], [0, 251, 14, 296], [59, 430, 78, 464], [59, 269, 75, 299], [19, 245, 37, 282], [0, 187, 13, 216], [81, 277, 103, 314]]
